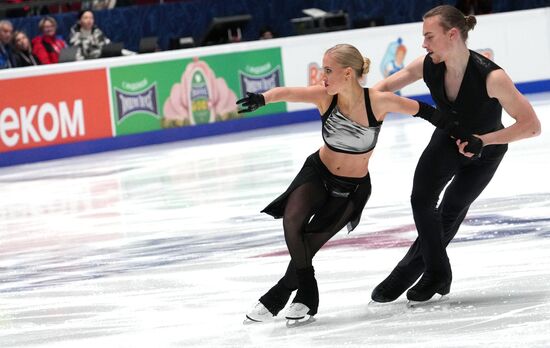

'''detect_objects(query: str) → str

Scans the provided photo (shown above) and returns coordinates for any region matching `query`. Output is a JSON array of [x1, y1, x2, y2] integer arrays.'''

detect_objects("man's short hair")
[[0, 20, 14, 30]]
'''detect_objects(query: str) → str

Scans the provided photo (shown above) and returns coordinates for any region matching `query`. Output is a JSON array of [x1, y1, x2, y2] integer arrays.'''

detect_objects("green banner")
[[109, 48, 285, 136]]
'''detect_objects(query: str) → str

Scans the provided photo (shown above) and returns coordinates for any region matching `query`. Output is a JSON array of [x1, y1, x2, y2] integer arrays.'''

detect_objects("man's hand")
[[456, 135, 484, 158]]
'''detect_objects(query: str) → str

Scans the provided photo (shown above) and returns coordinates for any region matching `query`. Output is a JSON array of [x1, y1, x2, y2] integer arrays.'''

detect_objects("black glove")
[[463, 135, 484, 155], [236, 92, 265, 113], [415, 102, 484, 156], [446, 121, 484, 156], [413, 101, 451, 129]]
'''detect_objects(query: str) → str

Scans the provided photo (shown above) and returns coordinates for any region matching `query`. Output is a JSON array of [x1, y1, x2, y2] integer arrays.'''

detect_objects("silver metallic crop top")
[[321, 88, 382, 154]]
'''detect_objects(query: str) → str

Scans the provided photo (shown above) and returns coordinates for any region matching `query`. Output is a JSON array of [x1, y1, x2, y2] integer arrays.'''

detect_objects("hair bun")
[[362, 57, 371, 75], [465, 15, 477, 30]]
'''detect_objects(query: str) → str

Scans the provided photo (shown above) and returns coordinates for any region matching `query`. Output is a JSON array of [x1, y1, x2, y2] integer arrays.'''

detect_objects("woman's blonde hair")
[[325, 44, 370, 78], [38, 16, 57, 31]]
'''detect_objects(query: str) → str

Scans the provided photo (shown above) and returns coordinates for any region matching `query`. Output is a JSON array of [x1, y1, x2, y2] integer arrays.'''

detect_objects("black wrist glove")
[[463, 135, 484, 156], [414, 102, 484, 156], [413, 101, 451, 129], [447, 122, 484, 156], [236, 92, 265, 113]]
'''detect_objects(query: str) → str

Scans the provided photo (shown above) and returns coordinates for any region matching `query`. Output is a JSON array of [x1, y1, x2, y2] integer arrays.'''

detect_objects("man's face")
[[0, 24, 13, 45], [422, 16, 450, 63]]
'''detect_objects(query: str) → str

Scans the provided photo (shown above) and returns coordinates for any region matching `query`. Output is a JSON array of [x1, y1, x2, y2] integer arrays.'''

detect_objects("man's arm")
[[457, 69, 541, 157], [480, 69, 541, 145], [373, 55, 424, 92]]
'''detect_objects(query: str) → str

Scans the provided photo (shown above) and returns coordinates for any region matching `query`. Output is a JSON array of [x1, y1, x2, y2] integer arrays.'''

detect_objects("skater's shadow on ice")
[[240, 291, 548, 340], [323, 290, 547, 327], [443, 290, 548, 311]]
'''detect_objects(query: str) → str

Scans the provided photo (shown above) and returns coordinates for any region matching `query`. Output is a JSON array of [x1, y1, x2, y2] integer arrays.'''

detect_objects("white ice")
[[1, 94, 549, 348]]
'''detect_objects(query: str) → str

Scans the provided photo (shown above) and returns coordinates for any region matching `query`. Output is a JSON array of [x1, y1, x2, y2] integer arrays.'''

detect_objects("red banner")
[[0, 69, 112, 152]]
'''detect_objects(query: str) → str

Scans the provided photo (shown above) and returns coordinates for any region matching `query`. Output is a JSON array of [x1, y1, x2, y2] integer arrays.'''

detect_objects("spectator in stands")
[[259, 26, 275, 40], [70, 10, 111, 60], [90, 0, 117, 10], [11, 30, 40, 67], [0, 20, 15, 69], [32, 16, 67, 64]]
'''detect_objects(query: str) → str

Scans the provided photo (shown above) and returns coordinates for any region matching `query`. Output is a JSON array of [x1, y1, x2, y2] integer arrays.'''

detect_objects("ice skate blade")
[[286, 315, 315, 328], [243, 315, 273, 325], [368, 299, 395, 306], [243, 316, 261, 325], [407, 294, 449, 308]]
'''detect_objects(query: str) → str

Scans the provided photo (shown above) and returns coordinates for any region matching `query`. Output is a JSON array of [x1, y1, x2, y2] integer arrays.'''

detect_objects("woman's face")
[[14, 32, 30, 51], [41, 20, 57, 36], [80, 11, 94, 31], [422, 16, 451, 63], [321, 53, 350, 95]]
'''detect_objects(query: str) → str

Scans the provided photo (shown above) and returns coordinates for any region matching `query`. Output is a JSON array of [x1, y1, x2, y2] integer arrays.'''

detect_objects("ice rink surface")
[[1, 94, 549, 347]]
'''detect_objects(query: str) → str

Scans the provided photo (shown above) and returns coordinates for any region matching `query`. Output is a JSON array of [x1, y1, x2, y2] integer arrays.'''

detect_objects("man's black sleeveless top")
[[423, 50, 504, 134]]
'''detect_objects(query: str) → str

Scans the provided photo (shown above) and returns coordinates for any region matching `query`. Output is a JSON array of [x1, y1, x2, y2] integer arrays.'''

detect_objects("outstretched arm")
[[263, 85, 327, 105], [373, 90, 452, 128], [237, 85, 329, 114], [373, 90, 484, 155], [373, 55, 424, 92]]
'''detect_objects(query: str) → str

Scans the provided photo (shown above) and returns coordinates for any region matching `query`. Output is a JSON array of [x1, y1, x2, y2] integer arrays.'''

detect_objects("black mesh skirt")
[[261, 150, 372, 233]]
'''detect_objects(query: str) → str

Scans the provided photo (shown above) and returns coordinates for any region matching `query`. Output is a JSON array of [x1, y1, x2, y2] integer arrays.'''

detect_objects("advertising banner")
[[109, 47, 285, 136], [0, 69, 112, 152]]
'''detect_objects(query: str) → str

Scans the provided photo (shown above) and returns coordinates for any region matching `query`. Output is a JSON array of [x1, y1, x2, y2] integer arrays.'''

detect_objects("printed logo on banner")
[[114, 79, 159, 123], [189, 69, 212, 125], [239, 63, 281, 96], [0, 69, 111, 152], [162, 58, 239, 127], [380, 37, 407, 95]]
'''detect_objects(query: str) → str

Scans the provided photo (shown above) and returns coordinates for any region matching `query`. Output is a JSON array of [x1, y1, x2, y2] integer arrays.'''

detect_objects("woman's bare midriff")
[[319, 146, 372, 178]]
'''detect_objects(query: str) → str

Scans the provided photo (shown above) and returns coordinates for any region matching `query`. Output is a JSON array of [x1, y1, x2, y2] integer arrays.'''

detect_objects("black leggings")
[[278, 182, 355, 290], [399, 130, 506, 277]]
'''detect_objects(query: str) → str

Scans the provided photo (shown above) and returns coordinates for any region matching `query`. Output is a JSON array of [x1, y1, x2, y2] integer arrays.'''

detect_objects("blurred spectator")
[[32, 16, 67, 64], [92, 0, 117, 10], [259, 25, 275, 40], [82, 0, 117, 10], [11, 30, 40, 67], [0, 20, 15, 69], [455, 0, 493, 15], [70, 10, 111, 60]]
